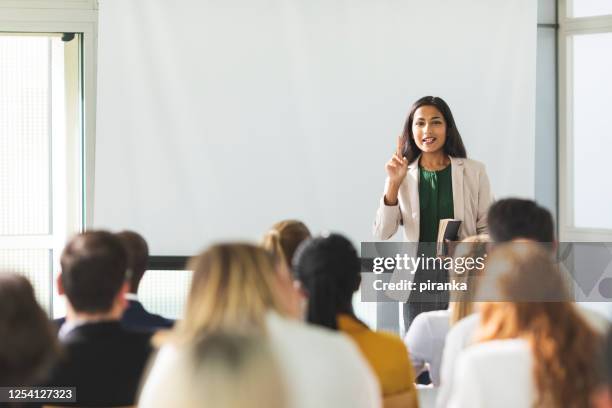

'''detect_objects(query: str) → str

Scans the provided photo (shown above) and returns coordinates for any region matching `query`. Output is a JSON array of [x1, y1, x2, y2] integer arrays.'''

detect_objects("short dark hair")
[[293, 234, 361, 330], [116, 230, 149, 293], [401, 96, 467, 164], [60, 231, 128, 313], [0, 273, 58, 385], [487, 198, 554, 243]]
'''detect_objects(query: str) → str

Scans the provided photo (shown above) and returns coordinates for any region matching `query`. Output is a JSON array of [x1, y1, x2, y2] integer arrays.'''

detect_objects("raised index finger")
[[396, 135, 406, 158]]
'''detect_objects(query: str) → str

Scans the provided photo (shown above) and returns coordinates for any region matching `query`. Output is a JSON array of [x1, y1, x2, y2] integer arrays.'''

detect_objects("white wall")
[[94, 0, 537, 255]]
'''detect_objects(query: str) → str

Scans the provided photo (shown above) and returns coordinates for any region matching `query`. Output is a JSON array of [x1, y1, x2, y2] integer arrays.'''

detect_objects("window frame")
[[0, 2, 97, 314], [558, 0, 612, 241]]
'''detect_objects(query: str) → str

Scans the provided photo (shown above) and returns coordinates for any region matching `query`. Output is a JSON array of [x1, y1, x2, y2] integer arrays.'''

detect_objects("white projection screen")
[[95, 0, 536, 256]]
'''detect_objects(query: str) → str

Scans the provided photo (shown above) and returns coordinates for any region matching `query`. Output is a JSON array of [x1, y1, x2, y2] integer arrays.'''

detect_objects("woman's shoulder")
[[461, 339, 530, 364], [364, 327, 409, 357], [405, 310, 450, 344], [338, 315, 405, 352], [414, 309, 450, 330], [450, 156, 487, 172]]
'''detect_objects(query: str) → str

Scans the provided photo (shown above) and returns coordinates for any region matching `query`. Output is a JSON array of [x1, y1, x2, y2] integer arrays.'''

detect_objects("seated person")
[[448, 243, 600, 407], [116, 230, 174, 331], [0, 272, 58, 387], [261, 219, 311, 269], [403, 235, 488, 386], [293, 233, 418, 406], [139, 243, 381, 408], [261, 220, 311, 319], [437, 198, 607, 407], [139, 332, 287, 408], [45, 231, 152, 407]]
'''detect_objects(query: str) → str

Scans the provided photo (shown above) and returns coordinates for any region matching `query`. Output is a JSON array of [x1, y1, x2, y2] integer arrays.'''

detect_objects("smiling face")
[[411, 105, 447, 153]]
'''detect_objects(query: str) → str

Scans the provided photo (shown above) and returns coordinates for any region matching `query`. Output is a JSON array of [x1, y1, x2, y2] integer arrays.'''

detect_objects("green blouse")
[[418, 164, 454, 243]]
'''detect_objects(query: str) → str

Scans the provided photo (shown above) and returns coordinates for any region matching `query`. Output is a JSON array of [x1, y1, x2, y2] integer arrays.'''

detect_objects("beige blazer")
[[373, 156, 492, 242]]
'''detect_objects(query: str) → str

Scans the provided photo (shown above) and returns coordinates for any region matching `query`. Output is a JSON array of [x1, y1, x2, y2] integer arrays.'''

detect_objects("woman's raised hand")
[[383, 136, 408, 205], [385, 136, 409, 186]]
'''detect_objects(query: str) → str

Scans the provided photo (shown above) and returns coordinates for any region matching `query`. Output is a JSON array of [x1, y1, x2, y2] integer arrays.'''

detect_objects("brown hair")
[[448, 235, 489, 326], [0, 273, 58, 385], [60, 231, 128, 313], [116, 230, 149, 293], [174, 243, 285, 344], [261, 220, 311, 270], [477, 243, 599, 408]]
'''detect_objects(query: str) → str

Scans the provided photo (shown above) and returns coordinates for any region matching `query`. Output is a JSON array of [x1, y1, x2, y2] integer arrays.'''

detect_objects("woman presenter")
[[373, 96, 492, 329]]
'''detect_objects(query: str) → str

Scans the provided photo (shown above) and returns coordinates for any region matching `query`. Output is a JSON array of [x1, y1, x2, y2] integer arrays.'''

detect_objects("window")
[[570, 0, 612, 18], [0, 34, 82, 314], [559, 0, 612, 240]]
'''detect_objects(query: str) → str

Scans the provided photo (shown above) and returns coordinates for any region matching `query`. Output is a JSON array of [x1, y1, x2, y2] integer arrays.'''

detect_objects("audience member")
[[487, 198, 554, 243], [139, 243, 381, 408], [403, 235, 488, 385], [115, 230, 174, 330], [437, 198, 607, 407], [448, 243, 600, 407], [262, 220, 311, 269], [262, 220, 311, 319], [0, 273, 58, 387], [140, 332, 288, 408], [293, 234, 418, 407], [593, 327, 612, 408], [45, 231, 152, 407]]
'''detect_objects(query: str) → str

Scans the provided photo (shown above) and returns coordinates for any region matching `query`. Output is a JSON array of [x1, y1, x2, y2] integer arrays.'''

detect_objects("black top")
[[44, 321, 152, 407], [122, 299, 174, 332]]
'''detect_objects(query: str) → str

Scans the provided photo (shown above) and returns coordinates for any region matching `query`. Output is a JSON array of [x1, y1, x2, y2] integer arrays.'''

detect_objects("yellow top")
[[337, 314, 418, 405]]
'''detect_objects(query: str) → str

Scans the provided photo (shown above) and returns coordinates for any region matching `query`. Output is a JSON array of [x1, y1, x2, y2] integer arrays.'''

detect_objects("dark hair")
[[487, 198, 554, 243], [401, 96, 467, 164], [0, 273, 58, 385], [60, 231, 128, 313], [292, 234, 361, 330], [116, 230, 149, 293]]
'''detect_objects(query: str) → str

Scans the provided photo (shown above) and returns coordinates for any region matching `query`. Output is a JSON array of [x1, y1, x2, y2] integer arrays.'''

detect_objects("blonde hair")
[[477, 243, 599, 408], [145, 332, 288, 408], [174, 243, 284, 344], [261, 220, 311, 269], [448, 234, 489, 325], [188, 333, 287, 408]]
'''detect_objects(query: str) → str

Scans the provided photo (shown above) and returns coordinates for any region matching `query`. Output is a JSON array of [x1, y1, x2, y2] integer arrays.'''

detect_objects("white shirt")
[[403, 309, 450, 386], [448, 339, 533, 408], [139, 312, 382, 408], [436, 304, 608, 408]]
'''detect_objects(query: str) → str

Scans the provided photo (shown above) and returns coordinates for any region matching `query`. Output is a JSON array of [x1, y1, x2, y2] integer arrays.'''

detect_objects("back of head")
[[60, 230, 128, 313], [293, 233, 361, 330], [261, 220, 311, 270], [487, 198, 554, 243], [449, 234, 489, 325], [478, 242, 598, 407], [116, 230, 149, 293], [0, 273, 58, 385], [177, 243, 283, 343]]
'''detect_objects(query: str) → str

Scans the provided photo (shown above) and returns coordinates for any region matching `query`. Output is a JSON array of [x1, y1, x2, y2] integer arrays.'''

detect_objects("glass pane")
[[572, 33, 612, 229], [0, 36, 51, 235], [0, 249, 52, 312], [139, 269, 192, 319], [572, 0, 612, 17]]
